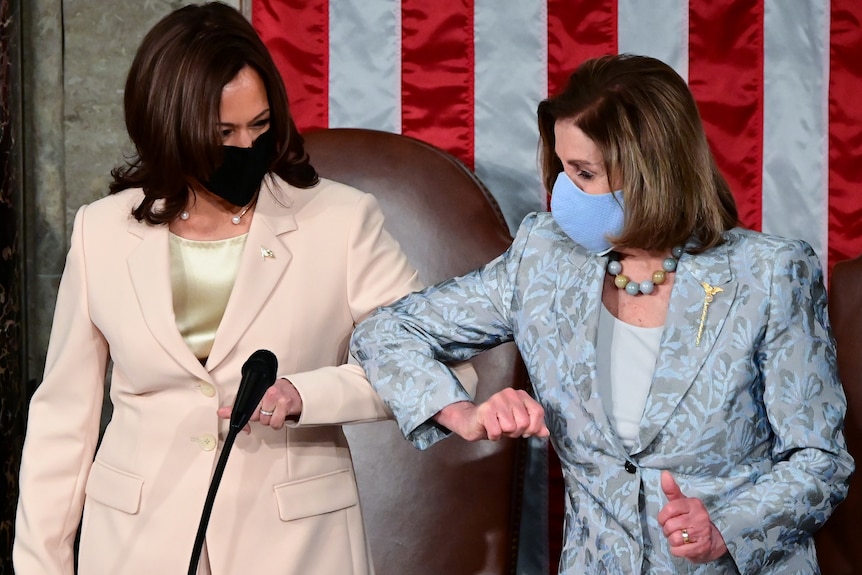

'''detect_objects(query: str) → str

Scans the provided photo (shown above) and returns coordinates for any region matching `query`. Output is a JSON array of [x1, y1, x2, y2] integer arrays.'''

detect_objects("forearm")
[[15, 206, 108, 573], [714, 239, 852, 573], [711, 445, 851, 573], [288, 363, 395, 425]]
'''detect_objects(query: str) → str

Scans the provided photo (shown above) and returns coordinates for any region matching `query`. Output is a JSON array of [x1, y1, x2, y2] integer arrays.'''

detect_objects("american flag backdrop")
[[252, 0, 862, 277], [251, 1, 861, 571]]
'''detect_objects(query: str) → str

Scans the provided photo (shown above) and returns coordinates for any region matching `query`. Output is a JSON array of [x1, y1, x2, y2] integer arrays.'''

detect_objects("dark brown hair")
[[110, 1, 318, 224], [538, 54, 738, 253]]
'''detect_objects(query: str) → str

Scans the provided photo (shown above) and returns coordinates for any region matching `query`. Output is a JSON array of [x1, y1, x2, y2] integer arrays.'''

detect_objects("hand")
[[433, 388, 549, 441], [657, 470, 728, 563], [217, 378, 303, 431]]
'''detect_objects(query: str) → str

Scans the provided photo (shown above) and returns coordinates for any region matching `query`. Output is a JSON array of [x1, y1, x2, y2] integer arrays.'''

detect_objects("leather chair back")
[[303, 128, 528, 575], [816, 256, 862, 575]]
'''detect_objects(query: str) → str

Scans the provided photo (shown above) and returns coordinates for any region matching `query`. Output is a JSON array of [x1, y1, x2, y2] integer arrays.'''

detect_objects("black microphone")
[[188, 349, 278, 575], [230, 349, 278, 430]]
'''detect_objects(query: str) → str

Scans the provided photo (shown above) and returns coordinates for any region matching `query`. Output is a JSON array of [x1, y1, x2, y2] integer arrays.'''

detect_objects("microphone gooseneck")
[[188, 349, 278, 575]]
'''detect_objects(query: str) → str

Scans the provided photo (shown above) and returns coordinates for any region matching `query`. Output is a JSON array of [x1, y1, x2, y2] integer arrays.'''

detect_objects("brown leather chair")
[[816, 255, 862, 575], [303, 128, 528, 575]]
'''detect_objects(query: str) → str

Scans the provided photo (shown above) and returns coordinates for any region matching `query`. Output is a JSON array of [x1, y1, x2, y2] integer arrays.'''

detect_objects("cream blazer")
[[14, 176, 421, 575]]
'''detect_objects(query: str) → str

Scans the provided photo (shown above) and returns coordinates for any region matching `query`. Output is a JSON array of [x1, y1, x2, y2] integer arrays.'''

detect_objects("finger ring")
[[259, 408, 274, 416], [681, 528, 691, 544]]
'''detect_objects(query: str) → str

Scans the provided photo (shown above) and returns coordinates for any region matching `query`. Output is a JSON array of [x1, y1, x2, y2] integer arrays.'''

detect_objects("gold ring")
[[259, 408, 274, 416], [681, 528, 691, 544]]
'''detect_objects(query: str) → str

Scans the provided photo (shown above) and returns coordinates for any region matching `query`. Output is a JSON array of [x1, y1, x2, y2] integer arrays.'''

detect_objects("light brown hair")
[[538, 54, 738, 253], [110, 1, 318, 224]]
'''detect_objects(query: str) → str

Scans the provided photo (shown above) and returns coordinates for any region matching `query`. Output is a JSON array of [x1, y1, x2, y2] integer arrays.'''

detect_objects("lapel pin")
[[260, 246, 275, 260], [696, 282, 723, 347]]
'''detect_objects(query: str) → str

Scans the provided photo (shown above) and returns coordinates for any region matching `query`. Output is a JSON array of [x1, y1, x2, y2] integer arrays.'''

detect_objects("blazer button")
[[198, 382, 216, 397], [195, 434, 217, 451], [624, 461, 637, 474]]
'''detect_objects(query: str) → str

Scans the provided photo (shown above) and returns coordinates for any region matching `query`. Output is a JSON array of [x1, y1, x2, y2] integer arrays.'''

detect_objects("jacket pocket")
[[84, 459, 144, 515], [273, 468, 358, 521]]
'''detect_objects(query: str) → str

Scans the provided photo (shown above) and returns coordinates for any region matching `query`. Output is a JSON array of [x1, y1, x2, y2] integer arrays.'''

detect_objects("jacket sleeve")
[[711, 239, 854, 574], [287, 192, 424, 426], [350, 214, 537, 449], [14, 205, 109, 575]]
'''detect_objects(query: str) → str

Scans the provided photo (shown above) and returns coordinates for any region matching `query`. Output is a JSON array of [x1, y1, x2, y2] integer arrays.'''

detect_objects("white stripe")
[[473, 0, 547, 233], [473, 1, 550, 568], [761, 0, 830, 265], [617, 0, 689, 81], [328, 0, 400, 131]]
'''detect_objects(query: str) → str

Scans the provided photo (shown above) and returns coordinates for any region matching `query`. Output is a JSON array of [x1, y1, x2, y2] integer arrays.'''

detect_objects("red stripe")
[[545, 3, 617, 570], [688, 1, 764, 232], [547, 0, 618, 97], [252, 0, 328, 131], [828, 0, 862, 270], [401, 0, 475, 168]]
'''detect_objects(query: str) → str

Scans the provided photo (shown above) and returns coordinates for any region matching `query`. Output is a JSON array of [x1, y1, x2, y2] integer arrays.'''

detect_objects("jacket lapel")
[[632, 241, 737, 454], [205, 179, 297, 369], [127, 218, 210, 380], [555, 247, 629, 452]]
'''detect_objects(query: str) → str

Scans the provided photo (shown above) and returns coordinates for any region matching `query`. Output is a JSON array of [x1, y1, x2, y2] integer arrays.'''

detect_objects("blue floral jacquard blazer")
[[351, 212, 853, 575]]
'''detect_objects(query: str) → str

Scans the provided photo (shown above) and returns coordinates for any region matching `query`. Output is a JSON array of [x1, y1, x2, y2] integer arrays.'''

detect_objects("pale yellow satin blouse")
[[169, 233, 247, 360]]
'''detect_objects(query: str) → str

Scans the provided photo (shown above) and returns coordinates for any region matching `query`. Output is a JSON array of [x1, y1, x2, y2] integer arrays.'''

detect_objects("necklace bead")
[[606, 247, 683, 296], [662, 257, 678, 272]]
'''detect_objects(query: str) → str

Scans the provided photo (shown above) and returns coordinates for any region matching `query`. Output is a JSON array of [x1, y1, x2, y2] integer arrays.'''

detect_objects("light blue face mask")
[[550, 171, 625, 254]]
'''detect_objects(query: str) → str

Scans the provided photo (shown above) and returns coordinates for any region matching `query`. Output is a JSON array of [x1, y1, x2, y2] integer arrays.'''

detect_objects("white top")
[[596, 303, 664, 452]]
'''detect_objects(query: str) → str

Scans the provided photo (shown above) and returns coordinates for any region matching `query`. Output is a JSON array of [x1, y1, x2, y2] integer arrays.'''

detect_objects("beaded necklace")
[[606, 246, 684, 296]]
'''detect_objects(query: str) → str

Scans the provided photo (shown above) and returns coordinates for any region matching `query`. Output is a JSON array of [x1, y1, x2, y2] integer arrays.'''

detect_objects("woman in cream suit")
[[352, 54, 853, 574], [14, 3, 419, 574]]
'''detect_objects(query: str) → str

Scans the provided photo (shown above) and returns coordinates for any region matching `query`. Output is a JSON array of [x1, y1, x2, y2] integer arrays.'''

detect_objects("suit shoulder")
[[724, 227, 817, 260], [515, 211, 570, 243], [270, 175, 372, 213], [313, 177, 367, 201], [73, 189, 144, 230], [722, 228, 823, 286], [516, 211, 590, 256]]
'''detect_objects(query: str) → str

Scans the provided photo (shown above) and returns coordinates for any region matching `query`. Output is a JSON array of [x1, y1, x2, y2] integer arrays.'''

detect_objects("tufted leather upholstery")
[[303, 128, 528, 575], [816, 256, 862, 575]]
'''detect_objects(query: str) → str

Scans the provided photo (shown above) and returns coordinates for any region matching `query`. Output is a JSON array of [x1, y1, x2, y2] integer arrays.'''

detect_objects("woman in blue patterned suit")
[[351, 54, 853, 574]]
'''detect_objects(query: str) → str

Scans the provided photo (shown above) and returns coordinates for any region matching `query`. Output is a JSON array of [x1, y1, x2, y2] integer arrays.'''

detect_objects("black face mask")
[[203, 129, 275, 207]]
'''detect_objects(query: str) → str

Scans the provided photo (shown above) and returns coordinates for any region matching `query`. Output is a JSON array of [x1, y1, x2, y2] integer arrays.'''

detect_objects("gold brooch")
[[260, 246, 275, 260], [696, 282, 723, 347]]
